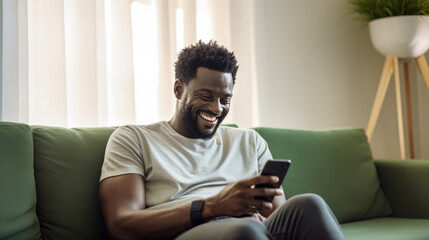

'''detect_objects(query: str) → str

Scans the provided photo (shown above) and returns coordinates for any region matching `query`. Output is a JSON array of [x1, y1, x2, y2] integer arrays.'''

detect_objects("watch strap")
[[190, 199, 205, 226]]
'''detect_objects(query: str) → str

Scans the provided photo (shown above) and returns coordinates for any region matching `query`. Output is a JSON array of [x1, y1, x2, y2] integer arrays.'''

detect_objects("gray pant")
[[175, 194, 345, 240]]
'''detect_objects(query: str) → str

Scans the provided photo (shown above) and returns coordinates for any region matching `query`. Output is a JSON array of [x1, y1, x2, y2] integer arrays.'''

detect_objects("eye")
[[221, 98, 231, 104], [200, 94, 211, 101]]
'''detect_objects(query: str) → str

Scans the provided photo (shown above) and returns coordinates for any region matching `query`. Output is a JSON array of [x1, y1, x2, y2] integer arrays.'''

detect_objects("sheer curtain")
[[2, 0, 260, 128]]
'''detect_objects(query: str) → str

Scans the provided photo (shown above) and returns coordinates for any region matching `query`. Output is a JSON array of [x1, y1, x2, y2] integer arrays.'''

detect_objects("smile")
[[199, 112, 218, 122]]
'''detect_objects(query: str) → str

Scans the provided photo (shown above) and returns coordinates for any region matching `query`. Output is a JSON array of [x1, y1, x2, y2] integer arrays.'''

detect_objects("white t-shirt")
[[100, 121, 273, 209]]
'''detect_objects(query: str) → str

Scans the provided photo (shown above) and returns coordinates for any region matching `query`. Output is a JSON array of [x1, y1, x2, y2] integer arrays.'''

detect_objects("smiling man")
[[169, 66, 233, 140], [99, 41, 345, 240]]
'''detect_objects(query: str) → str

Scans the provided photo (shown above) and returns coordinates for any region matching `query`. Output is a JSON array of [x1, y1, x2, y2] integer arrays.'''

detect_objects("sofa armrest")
[[374, 159, 429, 219]]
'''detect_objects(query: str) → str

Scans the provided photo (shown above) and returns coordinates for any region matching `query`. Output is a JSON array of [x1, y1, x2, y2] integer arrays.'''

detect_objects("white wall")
[[415, 51, 429, 158], [1, 0, 427, 159], [251, 0, 429, 159]]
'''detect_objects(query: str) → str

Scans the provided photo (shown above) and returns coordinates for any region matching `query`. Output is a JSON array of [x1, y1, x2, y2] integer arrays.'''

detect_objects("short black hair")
[[174, 40, 239, 85]]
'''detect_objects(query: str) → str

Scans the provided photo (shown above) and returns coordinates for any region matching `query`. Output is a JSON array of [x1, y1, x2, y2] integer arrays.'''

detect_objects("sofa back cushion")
[[0, 122, 41, 239], [254, 127, 392, 223], [32, 126, 116, 240]]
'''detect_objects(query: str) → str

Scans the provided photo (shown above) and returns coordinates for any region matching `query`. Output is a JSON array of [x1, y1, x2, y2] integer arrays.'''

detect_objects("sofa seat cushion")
[[0, 122, 41, 239], [32, 126, 115, 240], [254, 128, 392, 223], [341, 217, 429, 240]]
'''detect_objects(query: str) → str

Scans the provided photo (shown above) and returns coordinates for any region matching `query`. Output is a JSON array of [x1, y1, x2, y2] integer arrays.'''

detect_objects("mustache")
[[198, 110, 222, 118]]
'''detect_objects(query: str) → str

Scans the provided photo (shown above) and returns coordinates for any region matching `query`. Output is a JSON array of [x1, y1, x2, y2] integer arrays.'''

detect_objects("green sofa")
[[1, 121, 428, 239]]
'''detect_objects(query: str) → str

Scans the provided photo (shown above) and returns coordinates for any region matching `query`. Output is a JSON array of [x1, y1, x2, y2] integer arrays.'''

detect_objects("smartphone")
[[255, 159, 291, 202]]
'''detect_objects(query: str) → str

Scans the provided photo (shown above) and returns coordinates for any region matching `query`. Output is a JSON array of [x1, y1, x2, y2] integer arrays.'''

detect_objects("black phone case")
[[255, 159, 291, 202]]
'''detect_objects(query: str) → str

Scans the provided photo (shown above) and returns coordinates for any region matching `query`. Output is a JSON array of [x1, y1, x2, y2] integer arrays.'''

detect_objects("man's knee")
[[228, 218, 270, 240], [284, 193, 326, 211], [175, 218, 270, 240], [287, 193, 325, 208], [266, 194, 344, 240]]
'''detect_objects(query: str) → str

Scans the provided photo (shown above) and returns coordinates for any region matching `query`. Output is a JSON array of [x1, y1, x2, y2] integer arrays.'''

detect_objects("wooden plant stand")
[[366, 55, 429, 159]]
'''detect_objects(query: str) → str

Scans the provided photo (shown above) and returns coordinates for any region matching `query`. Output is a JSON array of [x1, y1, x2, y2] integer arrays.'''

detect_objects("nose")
[[208, 99, 222, 115]]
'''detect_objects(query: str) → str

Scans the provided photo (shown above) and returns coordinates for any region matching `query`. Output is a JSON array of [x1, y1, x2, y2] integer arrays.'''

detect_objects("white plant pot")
[[369, 15, 429, 59]]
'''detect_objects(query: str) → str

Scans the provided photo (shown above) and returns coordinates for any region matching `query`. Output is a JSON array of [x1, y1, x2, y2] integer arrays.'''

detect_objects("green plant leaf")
[[347, 0, 429, 23]]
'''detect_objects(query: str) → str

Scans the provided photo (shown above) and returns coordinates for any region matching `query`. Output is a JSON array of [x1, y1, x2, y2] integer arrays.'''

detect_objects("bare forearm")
[[110, 203, 193, 240]]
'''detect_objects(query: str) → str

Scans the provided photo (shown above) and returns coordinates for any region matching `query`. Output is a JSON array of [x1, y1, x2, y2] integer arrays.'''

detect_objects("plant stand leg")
[[366, 56, 394, 142], [393, 56, 406, 159], [416, 55, 429, 92], [403, 62, 415, 159]]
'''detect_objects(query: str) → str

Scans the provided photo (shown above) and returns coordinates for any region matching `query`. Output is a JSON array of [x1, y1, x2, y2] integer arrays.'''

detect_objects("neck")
[[168, 112, 188, 137]]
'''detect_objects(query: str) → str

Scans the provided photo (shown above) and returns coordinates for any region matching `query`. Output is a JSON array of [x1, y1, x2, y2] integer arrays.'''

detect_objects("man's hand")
[[202, 175, 283, 219]]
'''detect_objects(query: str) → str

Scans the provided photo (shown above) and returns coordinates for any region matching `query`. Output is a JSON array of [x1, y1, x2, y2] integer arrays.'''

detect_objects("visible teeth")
[[200, 112, 217, 122]]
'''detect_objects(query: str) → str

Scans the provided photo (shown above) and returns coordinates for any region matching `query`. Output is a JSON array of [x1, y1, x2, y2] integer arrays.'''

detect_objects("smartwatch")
[[190, 199, 205, 226]]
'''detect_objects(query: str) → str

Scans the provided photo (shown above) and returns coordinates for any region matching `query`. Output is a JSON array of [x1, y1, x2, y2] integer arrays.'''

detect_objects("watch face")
[[191, 199, 204, 212]]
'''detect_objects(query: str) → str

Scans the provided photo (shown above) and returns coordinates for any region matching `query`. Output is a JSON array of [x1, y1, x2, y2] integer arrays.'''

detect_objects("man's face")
[[178, 67, 233, 139]]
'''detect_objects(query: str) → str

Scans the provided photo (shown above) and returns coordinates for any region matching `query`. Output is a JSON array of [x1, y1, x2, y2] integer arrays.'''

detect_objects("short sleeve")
[[100, 126, 145, 181], [255, 131, 273, 173]]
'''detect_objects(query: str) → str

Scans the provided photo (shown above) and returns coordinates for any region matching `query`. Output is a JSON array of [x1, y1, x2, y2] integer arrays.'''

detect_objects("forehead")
[[188, 67, 234, 95]]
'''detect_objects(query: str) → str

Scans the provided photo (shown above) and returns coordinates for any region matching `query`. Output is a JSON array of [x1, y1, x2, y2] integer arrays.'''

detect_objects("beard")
[[181, 104, 223, 139]]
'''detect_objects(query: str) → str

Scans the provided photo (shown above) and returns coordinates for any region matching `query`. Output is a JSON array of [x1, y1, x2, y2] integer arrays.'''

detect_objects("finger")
[[251, 214, 259, 219], [240, 175, 279, 187], [237, 206, 259, 215], [251, 213, 263, 222], [252, 213, 266, 221], [252, 187, 283, 198], [247, 199, 273, 210]]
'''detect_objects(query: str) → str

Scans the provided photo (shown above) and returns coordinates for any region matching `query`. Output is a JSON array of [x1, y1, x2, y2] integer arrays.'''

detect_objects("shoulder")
[[109, 122, 166, 142], [217, 126, 261, 142], [113, 122, 165, 135], [218, 126, 259, 136], [219, 127, 269, 148], [218, 125, 253, 134]]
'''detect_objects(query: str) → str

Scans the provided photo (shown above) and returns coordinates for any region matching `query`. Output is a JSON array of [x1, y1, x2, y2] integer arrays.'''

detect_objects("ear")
[[173, 79, 185, 99]]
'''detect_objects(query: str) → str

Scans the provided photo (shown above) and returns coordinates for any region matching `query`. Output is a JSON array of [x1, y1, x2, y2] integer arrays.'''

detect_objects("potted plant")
[[348, 0, 429, 58]]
